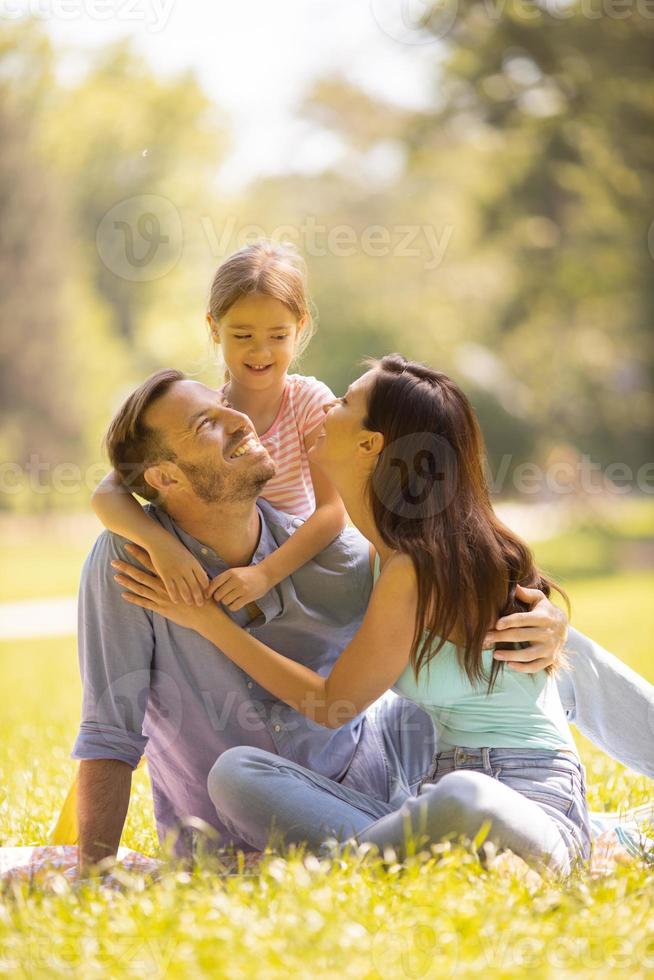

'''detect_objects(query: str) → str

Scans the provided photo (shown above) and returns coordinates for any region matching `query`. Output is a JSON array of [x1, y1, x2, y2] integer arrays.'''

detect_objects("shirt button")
[[247, 681, 253, 689], [200, 547, 208, 556], [273, 724, 281, 733]]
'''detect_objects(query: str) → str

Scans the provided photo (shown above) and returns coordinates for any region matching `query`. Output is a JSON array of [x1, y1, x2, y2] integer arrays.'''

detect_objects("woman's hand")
[[484, 584, 568, 673], [146, 535, 209, 607], [206, 563, 272, 612], [111, 544, 217, 634]]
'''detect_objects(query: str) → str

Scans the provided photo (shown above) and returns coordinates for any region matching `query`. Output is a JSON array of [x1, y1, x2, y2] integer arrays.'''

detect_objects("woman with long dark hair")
[[119, 354, 591, 874]]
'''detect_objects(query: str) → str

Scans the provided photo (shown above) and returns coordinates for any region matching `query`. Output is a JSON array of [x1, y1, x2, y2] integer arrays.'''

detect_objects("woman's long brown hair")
[[363, 354, 568, 691]]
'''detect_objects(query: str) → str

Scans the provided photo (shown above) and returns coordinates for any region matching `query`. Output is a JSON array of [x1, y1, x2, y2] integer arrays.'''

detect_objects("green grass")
[[532, 497, 654, 582], [1, 508, 653, 978], [0, 543, 90, 604], [0, 514, 100, 603]]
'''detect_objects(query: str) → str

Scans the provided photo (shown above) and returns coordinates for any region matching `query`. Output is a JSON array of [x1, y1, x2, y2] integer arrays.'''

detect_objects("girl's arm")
[[92, 470, 208, 604], [116, 549, 417, 729], [253, 429, 347, 586], [207, 424, 347, 610]]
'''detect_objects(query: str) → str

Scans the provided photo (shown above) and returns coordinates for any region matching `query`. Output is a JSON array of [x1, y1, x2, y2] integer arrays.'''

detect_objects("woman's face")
[[311, 369, 378, 477]]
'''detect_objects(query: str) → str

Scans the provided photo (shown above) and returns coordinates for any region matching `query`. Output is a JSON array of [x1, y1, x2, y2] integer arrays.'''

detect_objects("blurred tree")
[[0, 25, 229, 509], [46, 41, 227, 355], [43, 41, 229, 477], [417, 3, 654, 468], [0, 26, 80, 500], [249, 6, 653, 479], [2, 11, 652, 511]]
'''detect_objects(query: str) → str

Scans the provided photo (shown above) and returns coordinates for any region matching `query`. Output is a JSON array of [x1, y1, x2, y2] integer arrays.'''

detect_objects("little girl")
[[92, 240, 346, 612]]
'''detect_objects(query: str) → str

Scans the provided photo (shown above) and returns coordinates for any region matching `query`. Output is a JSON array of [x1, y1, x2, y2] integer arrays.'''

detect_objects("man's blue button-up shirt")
[[72, 499, 376, 852]]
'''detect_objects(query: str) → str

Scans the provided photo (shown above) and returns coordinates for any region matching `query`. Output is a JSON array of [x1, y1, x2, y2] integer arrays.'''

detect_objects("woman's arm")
[[114, 545, 570, 727], [92, 470, 208, 604], [115, 548, 417, 729], [207, 425, 347, 611]]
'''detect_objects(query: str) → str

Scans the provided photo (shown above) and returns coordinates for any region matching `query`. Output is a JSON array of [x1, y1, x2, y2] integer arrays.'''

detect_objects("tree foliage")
[[1, 12, 651, 510]]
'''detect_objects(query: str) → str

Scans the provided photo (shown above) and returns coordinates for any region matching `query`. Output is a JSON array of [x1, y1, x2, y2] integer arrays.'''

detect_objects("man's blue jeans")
[[207, 627, 654, 871]]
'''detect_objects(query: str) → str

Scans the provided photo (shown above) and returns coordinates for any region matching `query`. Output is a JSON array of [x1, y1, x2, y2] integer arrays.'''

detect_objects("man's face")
[[144, 380, 275, 504]]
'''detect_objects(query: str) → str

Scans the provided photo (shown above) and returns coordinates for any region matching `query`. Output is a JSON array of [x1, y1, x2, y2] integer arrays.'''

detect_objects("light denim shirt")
[[72, 499, 377, 852]]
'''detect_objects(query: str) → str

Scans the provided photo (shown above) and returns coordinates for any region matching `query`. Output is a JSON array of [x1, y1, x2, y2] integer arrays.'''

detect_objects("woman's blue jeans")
[[208, 741, 591, 876]]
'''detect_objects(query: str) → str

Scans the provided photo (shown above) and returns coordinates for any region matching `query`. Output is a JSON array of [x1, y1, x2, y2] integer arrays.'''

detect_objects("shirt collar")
[[148, 502, 283, 628]]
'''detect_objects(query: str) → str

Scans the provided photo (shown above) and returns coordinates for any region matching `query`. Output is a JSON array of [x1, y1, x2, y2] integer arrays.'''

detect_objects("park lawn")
[[0, 543, 89, 603], [0, 569, 653, 978]]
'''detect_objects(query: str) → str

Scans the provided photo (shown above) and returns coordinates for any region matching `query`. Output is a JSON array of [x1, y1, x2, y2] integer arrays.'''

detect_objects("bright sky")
[[36, 0, 441, 190]]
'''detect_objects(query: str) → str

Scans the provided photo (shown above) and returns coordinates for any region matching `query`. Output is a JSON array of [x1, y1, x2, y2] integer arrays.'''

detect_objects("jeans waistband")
[[430, 745, 583, 776]]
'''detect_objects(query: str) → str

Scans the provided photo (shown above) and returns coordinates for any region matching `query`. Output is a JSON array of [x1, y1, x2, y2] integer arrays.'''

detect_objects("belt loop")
[[482, 747, 491, 773]]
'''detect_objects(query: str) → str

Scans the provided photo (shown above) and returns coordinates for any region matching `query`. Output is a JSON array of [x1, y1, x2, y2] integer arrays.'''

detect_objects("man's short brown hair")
[[103, 368, 185, 501]]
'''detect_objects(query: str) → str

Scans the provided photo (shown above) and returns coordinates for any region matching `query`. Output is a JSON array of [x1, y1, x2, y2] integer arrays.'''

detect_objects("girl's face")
[[210, 293, 304, 390], [311, 369, 380, 478]]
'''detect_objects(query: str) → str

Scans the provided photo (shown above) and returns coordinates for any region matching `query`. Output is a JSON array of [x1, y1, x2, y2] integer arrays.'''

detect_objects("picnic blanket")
[[0, 844, 265, 891], [0, 845, 162, 891], [586, 803, 654, 875]]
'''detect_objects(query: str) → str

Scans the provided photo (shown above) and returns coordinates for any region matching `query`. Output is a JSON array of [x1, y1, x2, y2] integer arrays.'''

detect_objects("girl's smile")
[[210, 293, 305, 393]]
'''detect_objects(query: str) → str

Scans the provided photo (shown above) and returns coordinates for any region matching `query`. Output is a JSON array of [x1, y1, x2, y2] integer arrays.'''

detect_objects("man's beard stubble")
[[178, 455, 276, 504]]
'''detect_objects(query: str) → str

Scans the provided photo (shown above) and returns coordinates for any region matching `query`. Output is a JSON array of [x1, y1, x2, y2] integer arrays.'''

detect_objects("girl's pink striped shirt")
[[221, 374, 335, 520]]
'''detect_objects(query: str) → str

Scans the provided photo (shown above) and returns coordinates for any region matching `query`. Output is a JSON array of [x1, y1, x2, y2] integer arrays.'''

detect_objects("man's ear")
[[357, 430, 384, 459], [207, 313, 220, 343], [143, 461, 183, 497]]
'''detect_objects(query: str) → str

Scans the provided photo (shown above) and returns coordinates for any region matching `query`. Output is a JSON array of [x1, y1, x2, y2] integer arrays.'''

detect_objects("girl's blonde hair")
[[207, 240, 316, 362]]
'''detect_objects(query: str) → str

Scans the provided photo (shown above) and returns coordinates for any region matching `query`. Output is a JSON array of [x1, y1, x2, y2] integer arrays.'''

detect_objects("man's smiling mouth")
[[228, 435, 261, 459]]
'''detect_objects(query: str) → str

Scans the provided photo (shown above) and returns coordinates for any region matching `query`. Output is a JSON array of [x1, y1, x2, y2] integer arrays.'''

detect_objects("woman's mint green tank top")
[[373, 554, 577, 754]]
